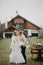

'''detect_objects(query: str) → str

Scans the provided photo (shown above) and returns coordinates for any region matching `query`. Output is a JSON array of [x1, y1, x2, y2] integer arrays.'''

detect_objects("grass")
[[0, 38, 43, 65]]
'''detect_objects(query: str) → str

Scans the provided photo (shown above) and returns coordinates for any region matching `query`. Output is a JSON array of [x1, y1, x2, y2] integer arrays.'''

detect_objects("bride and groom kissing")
[[9, 30, 29, 64]]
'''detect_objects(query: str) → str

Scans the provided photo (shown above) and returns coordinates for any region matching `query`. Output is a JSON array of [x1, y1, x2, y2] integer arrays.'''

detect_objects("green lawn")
[[0, 38, 43, 65]]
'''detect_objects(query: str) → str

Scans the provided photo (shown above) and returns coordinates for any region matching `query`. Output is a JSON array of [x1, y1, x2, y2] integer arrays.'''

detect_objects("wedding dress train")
[[9, 36, 25, 64]]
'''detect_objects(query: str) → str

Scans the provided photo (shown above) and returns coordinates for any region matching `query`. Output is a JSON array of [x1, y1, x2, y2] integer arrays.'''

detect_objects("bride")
[[9, 30, 25, 64]]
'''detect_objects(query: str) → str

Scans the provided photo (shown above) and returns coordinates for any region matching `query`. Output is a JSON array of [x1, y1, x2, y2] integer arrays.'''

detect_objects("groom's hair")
[[13, 32, 16, 36]]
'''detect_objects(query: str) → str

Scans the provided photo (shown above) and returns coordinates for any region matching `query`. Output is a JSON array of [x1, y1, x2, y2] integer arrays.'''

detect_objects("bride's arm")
[[10, 37, 16, 49]]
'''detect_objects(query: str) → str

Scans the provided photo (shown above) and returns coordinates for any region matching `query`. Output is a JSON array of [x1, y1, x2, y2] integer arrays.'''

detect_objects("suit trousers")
[[21, 45, 26, 63]]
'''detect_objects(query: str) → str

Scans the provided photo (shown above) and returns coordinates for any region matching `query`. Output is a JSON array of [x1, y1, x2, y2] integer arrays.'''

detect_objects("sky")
[[0, 0, 43, 28]]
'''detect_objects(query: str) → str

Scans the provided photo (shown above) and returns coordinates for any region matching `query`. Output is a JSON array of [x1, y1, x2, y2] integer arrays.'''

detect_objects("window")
[[15, 24, 23, 28], [32, 33, 38, 37], [24, 30, 28, 37]]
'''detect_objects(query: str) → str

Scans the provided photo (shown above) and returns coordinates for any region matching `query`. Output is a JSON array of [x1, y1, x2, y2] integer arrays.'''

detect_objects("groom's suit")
[[21, 45, 26, 63], [20, 34, 26, 63]]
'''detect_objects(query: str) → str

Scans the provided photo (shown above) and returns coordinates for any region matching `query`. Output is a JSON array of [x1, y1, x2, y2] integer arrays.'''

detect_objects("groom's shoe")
[[22, 63, 26, 64]]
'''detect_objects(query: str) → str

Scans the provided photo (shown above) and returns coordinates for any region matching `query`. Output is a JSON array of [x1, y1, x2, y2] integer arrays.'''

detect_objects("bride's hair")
[[13, 30, 19, 36]]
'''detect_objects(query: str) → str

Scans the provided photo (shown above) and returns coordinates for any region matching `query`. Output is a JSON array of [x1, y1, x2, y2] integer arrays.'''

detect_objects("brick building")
[[0, 23, 5, 38]]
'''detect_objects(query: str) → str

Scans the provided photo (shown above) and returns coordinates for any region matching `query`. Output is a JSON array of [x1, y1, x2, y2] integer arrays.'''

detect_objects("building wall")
[[0, 23, 5, 34], [24, 29, 40, 37], [39, 29, 43, 37], [8, 18, 24, 26], [8, 22, 13, 27], [14, 19, 24, 24], [24, 21, 39, 30], [1, 23, 5, 32], [8, 18, 40, 30], [6, 29, 14, 32]]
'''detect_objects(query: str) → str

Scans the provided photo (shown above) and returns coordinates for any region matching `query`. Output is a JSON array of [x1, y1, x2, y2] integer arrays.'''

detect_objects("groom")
[[19, 30, 27, 64]]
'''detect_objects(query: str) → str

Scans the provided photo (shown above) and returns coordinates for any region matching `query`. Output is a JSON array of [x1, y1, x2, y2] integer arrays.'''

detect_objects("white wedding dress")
[[9, 36, 25, 64]]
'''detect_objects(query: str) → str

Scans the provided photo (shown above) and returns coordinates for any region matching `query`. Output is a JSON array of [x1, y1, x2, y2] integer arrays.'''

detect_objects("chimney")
[[5, 22, 8, 29]]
